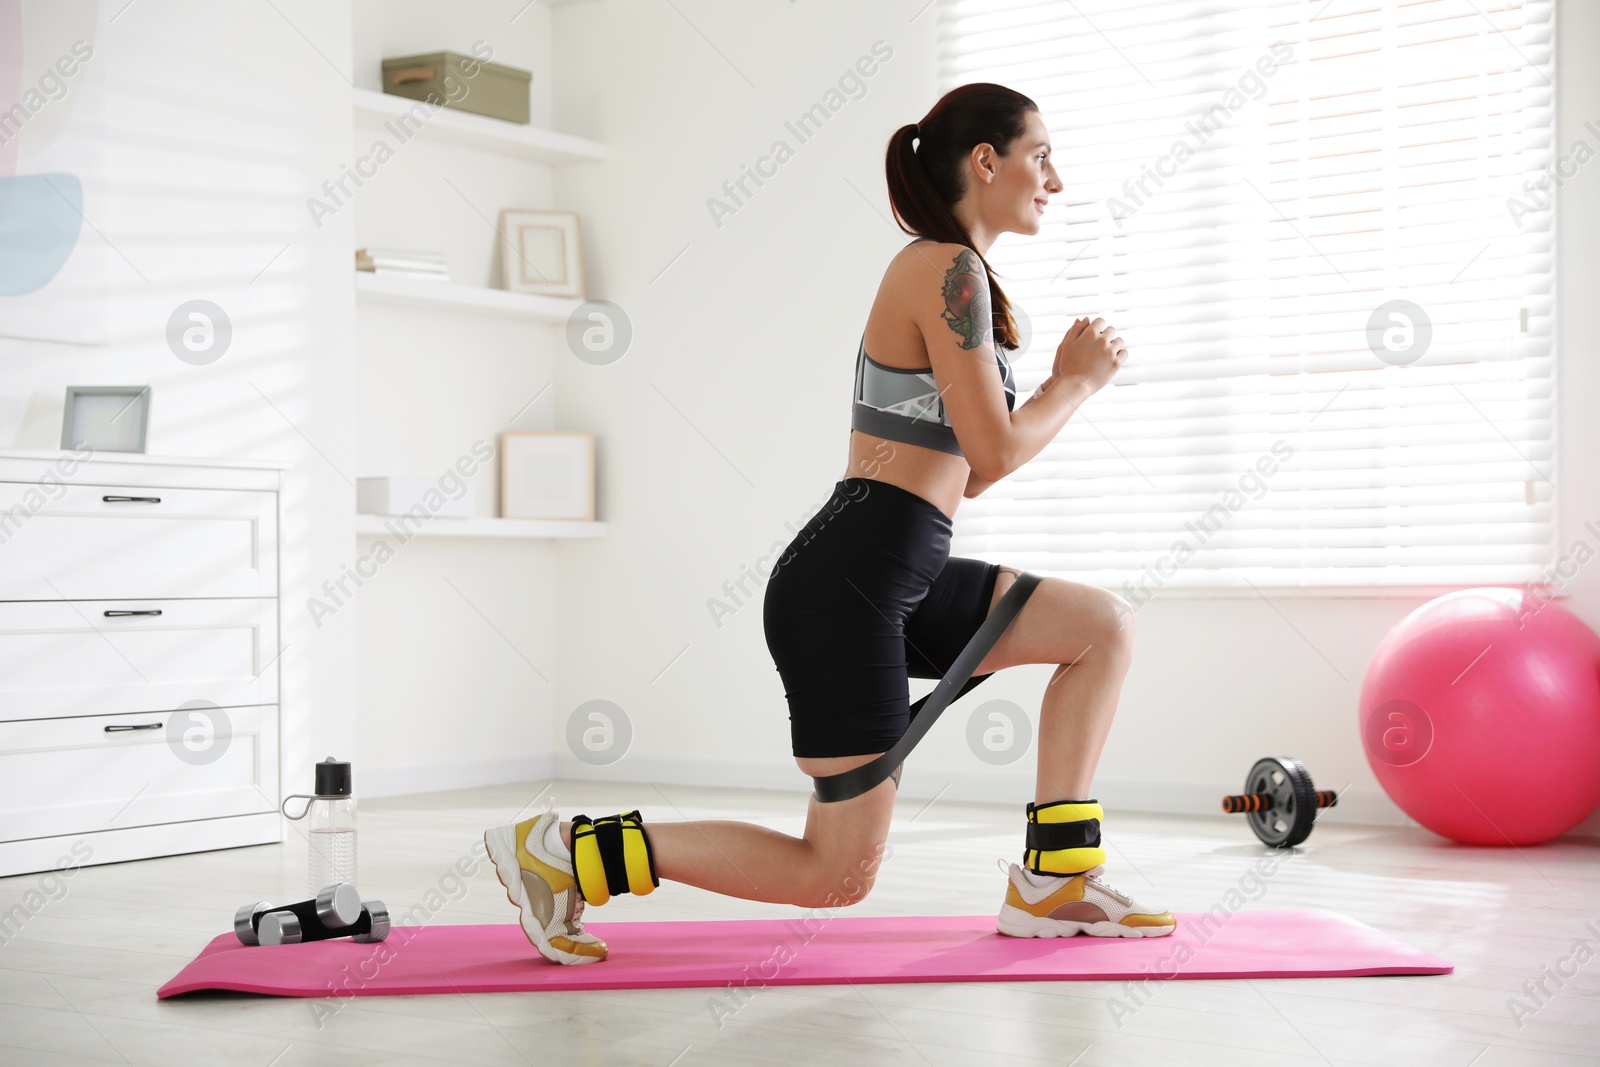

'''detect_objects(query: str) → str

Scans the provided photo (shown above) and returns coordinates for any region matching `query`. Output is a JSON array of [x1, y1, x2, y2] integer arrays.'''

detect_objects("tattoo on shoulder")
[[940, 248, 992, 351]]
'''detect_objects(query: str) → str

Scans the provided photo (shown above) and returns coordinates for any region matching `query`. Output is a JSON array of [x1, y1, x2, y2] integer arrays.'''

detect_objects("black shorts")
[[762, 477, 1003, 759]]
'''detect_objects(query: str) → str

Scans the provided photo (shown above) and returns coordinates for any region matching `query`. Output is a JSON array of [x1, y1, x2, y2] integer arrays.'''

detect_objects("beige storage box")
[[380, 51, 531, 124]]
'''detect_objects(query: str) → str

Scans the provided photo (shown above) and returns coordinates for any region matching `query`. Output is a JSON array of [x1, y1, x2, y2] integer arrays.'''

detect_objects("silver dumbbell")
[[263, 898, 389, 945], [234, 883, 386, 945]]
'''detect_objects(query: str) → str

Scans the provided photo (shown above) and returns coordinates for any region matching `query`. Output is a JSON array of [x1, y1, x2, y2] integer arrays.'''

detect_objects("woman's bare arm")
[[993, 371, 1097, 479], [964, 370, 1097, 495]]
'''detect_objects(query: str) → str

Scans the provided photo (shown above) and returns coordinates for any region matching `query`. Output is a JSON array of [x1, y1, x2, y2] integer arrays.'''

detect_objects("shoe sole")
[[483, 823, 603, 965], [996, 903, 1175, 939]]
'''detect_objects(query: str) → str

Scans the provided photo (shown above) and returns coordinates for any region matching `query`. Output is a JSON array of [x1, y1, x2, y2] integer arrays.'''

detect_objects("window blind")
[[939, 0, 1558, 595]]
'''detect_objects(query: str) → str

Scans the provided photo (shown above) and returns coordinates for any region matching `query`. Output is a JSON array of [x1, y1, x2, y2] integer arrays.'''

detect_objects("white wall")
[[0, 0, 359, 811], [546, 0, 1600, 841]]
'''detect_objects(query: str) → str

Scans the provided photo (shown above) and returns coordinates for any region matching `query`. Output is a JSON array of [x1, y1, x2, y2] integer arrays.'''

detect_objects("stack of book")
[[355, 248, 448, 282]]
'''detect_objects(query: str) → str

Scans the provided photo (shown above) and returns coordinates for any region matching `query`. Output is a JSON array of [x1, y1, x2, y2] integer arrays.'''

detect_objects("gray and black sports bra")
[[851, 236, 1016, 458]]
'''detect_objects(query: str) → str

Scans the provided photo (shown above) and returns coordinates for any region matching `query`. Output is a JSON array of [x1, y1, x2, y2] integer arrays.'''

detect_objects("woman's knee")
[[1107, 589, 1137, 638], [811, 870, 876, 909], [1084, 590, 1137, 663], [797, 839, 892, 909]]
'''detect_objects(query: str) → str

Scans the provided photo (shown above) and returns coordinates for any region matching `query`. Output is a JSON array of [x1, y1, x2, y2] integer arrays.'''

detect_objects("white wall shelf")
[[352, 87, 605, 165], [355, 514, 606, 540], [355, 271, 582, 322]]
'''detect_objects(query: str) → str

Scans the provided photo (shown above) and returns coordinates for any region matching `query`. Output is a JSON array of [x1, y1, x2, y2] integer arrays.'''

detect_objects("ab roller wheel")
[[1221, 755, 1339, 848]]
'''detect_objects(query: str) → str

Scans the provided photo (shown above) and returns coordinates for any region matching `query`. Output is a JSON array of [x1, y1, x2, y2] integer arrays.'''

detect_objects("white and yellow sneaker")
[[996, 860, 1176, 938], [484, 809, 608, 964]]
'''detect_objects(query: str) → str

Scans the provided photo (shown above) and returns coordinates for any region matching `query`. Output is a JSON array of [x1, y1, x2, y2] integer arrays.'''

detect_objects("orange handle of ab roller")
[[1221, 790, 1339, 814]]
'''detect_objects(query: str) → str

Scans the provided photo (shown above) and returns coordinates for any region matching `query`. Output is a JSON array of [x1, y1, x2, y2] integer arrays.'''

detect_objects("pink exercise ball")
[[1359, 587, 1600, 845]]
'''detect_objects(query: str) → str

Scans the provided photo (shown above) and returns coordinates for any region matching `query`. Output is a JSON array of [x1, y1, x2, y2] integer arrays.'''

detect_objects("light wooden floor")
[[2, 779, 1597, 1066]]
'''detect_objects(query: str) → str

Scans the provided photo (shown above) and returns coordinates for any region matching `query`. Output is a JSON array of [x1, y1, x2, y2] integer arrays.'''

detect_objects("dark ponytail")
[[886, 82, 1037, 352]]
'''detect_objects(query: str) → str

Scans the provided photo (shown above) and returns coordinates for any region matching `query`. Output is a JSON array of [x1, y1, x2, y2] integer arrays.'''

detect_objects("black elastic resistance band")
[[811, 570, 1043, 803]]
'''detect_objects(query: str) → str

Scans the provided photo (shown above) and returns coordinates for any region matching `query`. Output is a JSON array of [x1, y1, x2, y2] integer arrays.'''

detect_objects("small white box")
[[357, 476, 474, 519]]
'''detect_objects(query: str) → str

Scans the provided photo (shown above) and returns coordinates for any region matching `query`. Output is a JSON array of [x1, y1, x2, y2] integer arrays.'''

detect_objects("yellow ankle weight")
[[1024, 799, 1107, 875], [569, 810, 659, 906]]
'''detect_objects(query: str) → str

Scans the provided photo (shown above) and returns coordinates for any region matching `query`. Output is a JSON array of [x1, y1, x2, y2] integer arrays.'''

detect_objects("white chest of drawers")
[[0, 449, 285, 878]]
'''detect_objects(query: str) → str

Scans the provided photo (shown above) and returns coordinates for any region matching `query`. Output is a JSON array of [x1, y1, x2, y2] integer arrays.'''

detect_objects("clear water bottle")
[[282, 756, 357, 897]]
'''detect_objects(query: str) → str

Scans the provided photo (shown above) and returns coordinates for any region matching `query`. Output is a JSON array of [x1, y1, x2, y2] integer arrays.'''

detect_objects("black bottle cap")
[[314, 756, 352, 797]]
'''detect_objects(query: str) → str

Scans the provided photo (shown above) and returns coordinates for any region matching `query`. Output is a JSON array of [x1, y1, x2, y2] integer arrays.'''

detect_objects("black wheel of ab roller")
[[1221, 755, 1336, 848]]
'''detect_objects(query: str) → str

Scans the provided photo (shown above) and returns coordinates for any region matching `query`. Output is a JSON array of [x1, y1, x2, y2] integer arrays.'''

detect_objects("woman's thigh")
[[970, 566, 1136, 675], [765, 534, 939, 759], [900, 556, 1131, 677], [901, 556, 1002, 679], [792, 752, 898, 868]]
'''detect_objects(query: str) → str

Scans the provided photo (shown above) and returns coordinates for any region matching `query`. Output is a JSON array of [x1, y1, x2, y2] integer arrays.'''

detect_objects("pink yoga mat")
[[157, 908, 1450, 998]]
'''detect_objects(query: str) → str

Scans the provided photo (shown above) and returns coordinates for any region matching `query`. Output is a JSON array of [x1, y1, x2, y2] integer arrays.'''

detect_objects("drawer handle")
[[104, 609, 163, 617], [104, 723, 163, 732], [102, 495, 161, 503]]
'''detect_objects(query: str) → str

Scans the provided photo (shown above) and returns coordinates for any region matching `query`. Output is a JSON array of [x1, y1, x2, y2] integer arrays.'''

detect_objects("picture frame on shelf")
[[500, 431, 594, 521], [60, 385, 151, 453], [498, 209, 584, 299]]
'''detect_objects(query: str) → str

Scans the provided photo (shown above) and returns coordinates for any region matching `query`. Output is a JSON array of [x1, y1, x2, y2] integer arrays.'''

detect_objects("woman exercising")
[[484, 82, 1175, 965]]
